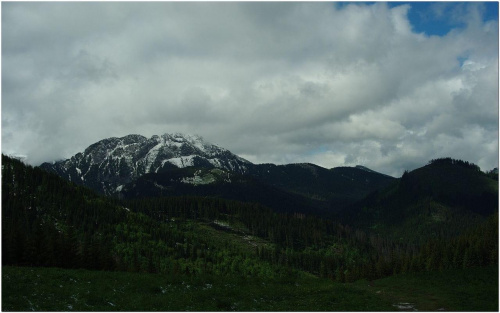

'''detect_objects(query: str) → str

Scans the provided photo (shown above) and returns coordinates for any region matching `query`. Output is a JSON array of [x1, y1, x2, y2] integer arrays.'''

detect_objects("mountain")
[[340, 157, 498, 243], [39, 133, 397, 215], [40, 133, 251, 195], [40, 132, 395, 216]]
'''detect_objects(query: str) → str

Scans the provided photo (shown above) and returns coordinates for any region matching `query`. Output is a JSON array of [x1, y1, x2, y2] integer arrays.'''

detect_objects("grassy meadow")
[[3, 265, 497, 311]]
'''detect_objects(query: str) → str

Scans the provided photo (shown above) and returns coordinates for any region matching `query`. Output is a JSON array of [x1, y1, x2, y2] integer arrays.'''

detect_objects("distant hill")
[[246, 163, 395, 213], [118, 162, 395, 217], [340, 157, 498, 243]]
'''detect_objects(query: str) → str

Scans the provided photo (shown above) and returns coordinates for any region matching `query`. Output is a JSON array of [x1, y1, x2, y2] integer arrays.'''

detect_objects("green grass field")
[[354, 266, 499, 311], [3, 266, 498, 311]]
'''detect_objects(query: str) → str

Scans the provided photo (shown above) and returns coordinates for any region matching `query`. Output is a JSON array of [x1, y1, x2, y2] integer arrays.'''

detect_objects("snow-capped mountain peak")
[[40, 133, 251, 195]]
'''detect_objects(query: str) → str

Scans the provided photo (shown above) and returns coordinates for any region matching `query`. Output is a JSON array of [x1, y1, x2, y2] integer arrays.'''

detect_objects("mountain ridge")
[[39, 132, 395, 215]]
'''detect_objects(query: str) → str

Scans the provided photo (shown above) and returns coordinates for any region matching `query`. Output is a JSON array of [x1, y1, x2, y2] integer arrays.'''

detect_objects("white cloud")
[[2, 2, 497, 175]]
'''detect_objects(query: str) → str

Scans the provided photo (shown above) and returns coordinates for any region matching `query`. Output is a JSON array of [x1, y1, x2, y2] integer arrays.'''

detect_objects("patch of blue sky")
[[482, 2, 500, 21], [336, 2, 498, 37], [388, 2, 498, 36]]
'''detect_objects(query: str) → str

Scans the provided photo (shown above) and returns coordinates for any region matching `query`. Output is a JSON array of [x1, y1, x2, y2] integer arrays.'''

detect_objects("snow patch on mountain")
[[167, 156, 196, 168]]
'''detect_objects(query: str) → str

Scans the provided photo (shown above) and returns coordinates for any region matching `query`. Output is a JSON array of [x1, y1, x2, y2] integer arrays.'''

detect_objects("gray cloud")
[[2, 2, 498, 177]]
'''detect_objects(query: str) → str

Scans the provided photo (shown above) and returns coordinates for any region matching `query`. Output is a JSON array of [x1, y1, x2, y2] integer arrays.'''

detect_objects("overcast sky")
[[2, 2, 498, 177]]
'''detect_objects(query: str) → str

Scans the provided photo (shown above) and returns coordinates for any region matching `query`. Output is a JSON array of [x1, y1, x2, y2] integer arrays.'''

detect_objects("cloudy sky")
[[2, 2, 498, 177]]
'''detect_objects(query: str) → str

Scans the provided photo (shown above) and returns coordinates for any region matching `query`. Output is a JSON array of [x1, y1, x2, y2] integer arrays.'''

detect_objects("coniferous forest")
[[2, 154, 498, 311]]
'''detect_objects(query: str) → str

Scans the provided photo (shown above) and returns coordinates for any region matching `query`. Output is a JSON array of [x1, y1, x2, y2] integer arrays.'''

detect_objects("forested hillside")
[[341, 157, 499, 244], [3, 154, 498, 285], [119, 167, 329, 216]]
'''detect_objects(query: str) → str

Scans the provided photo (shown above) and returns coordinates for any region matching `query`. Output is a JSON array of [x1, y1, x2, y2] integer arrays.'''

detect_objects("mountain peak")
[[40, 132, 251, 195]]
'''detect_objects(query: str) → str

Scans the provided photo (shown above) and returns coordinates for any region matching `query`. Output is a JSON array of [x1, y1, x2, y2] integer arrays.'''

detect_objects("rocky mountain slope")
[[40, 133, 251, 195]]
